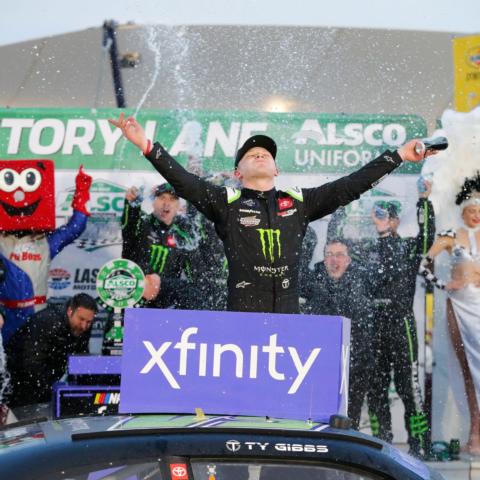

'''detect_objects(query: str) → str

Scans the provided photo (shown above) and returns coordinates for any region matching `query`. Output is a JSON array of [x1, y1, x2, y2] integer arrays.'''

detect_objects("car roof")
[[1, 413, 379, 447], [0, 414, 439, 480]]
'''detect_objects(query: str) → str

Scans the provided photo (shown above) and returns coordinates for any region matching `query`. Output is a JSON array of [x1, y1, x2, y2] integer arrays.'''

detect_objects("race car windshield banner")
[[120, 309, 350, 422]]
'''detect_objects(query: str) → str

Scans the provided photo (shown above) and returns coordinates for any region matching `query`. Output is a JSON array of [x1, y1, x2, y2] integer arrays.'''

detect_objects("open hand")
[[125, 186, 140, 202], [109, 113, 148, 152]]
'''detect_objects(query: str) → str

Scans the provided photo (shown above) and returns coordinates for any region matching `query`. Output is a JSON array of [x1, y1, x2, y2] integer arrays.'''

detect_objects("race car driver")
[[109, 112, 436, 313]]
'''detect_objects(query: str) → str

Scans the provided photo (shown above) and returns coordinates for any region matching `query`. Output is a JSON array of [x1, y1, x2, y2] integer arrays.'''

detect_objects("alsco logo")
[[257, 228, 281, 263], [150, 244, 170, 273], [104, 275, 137, 289], [96, 258, 145, 309], [58, 179, 126, 218]]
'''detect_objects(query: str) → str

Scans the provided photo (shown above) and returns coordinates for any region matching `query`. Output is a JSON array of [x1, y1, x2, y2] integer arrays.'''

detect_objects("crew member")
[[121, 182, 200, 308], [6, 293, 97, 410], [361, 188, 434, 457], [301, 238, 373, 428]]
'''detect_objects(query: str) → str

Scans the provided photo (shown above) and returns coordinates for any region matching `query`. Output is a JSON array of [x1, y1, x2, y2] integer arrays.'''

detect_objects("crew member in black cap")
[[362, 193, 435, 457], [110, 112, 437, 313], [325, 183, 435, 457], [121, 182, 200, 308]]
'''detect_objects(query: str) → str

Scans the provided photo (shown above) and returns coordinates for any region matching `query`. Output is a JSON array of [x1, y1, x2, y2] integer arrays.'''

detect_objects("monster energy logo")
[[150, 245, 170, 273], [257, 229, 281, 263]]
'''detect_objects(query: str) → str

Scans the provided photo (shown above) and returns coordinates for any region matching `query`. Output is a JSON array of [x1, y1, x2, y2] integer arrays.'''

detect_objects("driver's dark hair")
[[66, 293, 98, 313]]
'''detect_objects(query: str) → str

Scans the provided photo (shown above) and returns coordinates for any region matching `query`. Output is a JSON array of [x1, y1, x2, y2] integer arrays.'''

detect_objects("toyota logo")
[[171, 466, 187, 477], [226, 439, 241, 452]]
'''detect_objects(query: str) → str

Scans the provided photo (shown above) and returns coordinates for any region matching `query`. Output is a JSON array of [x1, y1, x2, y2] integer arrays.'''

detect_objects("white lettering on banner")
[[140, 341, 180, 388], [97, 119, 124, 154], [1, 117, 408, 158], [343, 123, 363, 146], [293, 121, 407, 148], [199, 343, 208, 376], [0, 118, 157, 156], [262, 333, 285, 381], [249, 345, 258, 378], [63, 119, 95, 154], [29, 119, 65, 155], [174, 327, 198, 375], [140, 329, 322, 394], [294, 119, 324, 144], [204, 122, 241, 157], [288, 346, 321, 394], [295, 149, 374, 168], [363, 123, 383, 146], [213, 343, 244, 377], [144, 121, 157, 145], [170, 121, 203, 156], [1, 118, 35, 154], [383, 123, 406, 146]]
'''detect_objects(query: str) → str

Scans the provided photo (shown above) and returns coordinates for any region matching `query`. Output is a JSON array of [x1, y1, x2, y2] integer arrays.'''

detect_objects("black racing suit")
[[301, 262, 374, 429], [121, 200, 200, 309], [186, 203, 228, 311], [145, 143, 404, 313], [356, 199, 435, 455]]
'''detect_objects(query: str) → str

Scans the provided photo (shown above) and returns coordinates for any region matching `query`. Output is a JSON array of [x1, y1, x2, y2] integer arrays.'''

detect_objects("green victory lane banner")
[[0, 108, 426, 174]]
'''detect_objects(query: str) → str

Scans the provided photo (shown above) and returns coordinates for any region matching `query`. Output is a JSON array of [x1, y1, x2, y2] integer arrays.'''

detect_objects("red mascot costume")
[[0, 160, 92, 343]]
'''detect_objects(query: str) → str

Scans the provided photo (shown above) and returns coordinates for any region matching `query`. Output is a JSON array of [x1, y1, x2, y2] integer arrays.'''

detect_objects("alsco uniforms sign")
[[0, 108, 425, 174]]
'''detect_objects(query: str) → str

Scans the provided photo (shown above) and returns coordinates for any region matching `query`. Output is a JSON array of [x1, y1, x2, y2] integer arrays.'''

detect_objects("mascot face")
[[0, 160, 55, 232]]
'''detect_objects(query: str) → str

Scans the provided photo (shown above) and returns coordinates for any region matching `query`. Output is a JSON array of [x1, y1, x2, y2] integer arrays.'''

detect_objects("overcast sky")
[[1, 0, 479, 46]]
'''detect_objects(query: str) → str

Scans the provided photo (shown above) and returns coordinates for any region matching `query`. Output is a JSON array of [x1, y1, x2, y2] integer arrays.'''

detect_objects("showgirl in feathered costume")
[[420, 107, 480, 453]]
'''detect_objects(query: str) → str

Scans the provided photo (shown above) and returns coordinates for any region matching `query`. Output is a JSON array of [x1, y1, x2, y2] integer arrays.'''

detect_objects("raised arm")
[[303, 140, 436, 221], [48, 166, 91, 259], [418, 234, 454, 290], [109, 114, 226, 224], [415, 180, 435, 259]]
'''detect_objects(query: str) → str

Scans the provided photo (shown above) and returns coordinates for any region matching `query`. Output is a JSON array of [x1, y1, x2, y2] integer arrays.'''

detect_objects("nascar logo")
[[93, 392, 120, 405], [468, 46, 480, 67]]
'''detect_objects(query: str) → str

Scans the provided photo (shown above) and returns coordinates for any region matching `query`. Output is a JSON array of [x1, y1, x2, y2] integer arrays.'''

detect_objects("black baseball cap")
[[153, 183, 178, 198], [234, 135, 277, 168]]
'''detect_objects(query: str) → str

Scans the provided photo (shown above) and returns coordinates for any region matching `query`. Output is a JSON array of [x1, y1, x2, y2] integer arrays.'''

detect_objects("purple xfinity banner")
[[120, 309, 350, 422]]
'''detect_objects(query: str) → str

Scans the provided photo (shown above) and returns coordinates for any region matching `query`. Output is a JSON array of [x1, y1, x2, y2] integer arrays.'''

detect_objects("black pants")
[[348, 348, 373, 430], [367, 305, 427, 453], [227, 289, 300, 314]]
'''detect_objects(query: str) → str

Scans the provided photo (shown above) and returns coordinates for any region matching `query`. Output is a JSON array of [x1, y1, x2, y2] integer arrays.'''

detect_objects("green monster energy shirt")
[[121, 201, 195, 283]]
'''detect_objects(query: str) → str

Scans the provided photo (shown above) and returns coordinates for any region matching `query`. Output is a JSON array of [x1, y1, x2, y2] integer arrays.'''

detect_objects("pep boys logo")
[[140, 327, 320, 394]]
